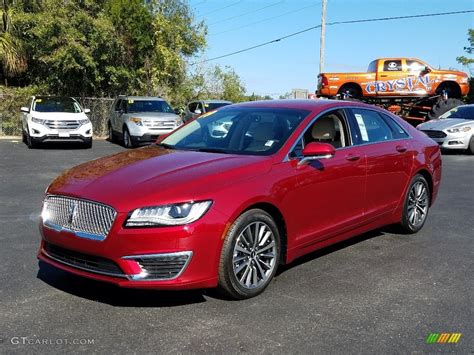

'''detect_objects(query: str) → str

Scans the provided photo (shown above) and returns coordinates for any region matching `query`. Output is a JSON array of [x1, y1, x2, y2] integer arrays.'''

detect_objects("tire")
[[427, 98, 463, 120], [108, 122, 116, 143], [22, 129, 27, 144], [122, 127, 135, 148], [337, 84, 362, 100], [218, 209, 281, 299], [399, 174, 430, 234], [26, 127, 37, 149], [467, 136, 474, 155], [83, 138, 93, 149]]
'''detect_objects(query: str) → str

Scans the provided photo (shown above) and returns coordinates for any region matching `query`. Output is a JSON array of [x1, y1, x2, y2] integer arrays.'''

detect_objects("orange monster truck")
[[317, 58, 470, 122]]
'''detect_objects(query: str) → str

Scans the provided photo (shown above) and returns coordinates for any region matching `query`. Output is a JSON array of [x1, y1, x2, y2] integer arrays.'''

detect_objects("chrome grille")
[[421, 130, 447, 139], [43, 242, 125, 277], [143, 120, 175, 129], [42, 195, 116, 241], [44, 120, 80, 130]]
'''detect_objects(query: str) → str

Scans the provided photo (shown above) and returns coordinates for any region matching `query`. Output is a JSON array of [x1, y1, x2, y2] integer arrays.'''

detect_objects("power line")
[[210, 3, 320, 36], [208, 1, 284, 26], [192, 10, 474, 65], [199, 1, 242, 18]]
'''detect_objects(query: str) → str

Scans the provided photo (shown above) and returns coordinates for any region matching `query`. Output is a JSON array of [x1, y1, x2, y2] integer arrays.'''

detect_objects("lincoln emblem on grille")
[[67, 201, 78, 225]]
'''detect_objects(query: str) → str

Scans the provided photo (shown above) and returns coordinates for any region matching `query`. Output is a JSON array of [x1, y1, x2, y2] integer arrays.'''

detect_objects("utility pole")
[[319, 0, 327, 74]]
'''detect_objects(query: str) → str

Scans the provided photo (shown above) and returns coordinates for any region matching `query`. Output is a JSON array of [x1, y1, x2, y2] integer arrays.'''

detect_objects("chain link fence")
[[0, 94, 114, 137]]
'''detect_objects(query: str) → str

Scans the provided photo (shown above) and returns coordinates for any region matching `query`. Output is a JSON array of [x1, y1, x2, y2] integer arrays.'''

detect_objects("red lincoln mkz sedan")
[[38, 100, 441, 299]]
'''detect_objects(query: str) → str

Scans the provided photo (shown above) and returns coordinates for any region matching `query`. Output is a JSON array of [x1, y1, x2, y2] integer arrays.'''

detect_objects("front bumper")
[[127, 123, 179, 140], [38, 207, 228, 290], [28, 121, 92, 142], [427, 132, 472, 150]]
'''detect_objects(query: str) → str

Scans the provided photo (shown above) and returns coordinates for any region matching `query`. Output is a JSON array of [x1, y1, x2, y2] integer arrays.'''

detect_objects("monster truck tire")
[[337, 84, 362, 100], [426, 98, 463, 120]]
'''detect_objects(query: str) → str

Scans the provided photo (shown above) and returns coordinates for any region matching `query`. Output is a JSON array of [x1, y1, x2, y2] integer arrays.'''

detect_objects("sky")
[[188, 0, 474, 97]]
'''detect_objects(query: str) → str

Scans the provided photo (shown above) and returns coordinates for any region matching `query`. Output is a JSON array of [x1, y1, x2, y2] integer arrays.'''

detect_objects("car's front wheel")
[[400, 174, 430, 234], [218, 209, 280, 299], [26, 126, 37, 149], [122, 127, 135, 148]]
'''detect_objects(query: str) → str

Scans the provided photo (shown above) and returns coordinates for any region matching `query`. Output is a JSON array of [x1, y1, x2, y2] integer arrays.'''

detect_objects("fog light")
[[33, 129, 40, 134]]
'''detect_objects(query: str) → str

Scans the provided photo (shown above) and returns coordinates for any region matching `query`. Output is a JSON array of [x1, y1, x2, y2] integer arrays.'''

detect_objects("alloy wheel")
[[232, 221, 277, 289], [407, 181, 429, 228]]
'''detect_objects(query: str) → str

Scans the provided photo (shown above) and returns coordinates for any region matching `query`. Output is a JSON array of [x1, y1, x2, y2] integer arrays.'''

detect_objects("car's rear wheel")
[[123, 127, 134, 148], [218, 209, 280, 299], [399, 174, 430, 234]]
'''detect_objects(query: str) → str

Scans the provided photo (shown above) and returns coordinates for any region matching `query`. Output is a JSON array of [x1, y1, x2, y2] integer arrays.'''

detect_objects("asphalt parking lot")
[[0, 139, 472, 353]]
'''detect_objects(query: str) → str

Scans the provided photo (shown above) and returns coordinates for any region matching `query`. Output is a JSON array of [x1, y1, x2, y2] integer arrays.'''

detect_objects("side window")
[[196, 102, 204, 113], [406, 60, 426, 73], [383, 60, 402, 72], [114, 99, 122, 112], [379, 113, 409, 139], [290, 109, 351, 158], [188, 102, 198, 113], [351, 109, 394, 144], [367, 60, 377, 73]]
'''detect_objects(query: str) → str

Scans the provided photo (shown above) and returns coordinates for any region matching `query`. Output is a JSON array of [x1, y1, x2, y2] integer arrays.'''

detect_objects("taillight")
[[319, 75, 329, 87]]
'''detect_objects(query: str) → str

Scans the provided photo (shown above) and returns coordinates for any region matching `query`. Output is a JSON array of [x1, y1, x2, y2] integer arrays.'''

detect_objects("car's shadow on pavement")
[[37, 261, 208, 307], [37, 227, 400, 307]]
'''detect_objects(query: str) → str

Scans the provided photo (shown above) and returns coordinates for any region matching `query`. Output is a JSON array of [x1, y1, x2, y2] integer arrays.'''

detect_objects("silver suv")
[[183, 100, 232, 122], [108, 96, 182, 148]]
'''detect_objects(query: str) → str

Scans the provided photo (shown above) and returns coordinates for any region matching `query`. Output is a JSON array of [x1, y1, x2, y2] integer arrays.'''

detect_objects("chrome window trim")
[[122, 251, 193, 281], [42, 249, 128, 279], [284, 105, 413, 161]]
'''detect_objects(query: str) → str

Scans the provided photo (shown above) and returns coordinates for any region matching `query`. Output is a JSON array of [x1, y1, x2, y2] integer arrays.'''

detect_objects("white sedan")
[[21, 96, 93, 149], [417, 104, 474, 154]]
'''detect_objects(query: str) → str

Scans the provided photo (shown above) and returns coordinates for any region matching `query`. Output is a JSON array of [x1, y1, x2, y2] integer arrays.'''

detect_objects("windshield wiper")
[[193, 148, 229, 154], [157, 143, 176, 149]]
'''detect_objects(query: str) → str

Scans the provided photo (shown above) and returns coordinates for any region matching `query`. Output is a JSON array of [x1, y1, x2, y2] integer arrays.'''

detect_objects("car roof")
[[200, 100, 232, 104], [34, 96, 76, 100], [117, 96, 165, 101], [229, 99, 371, 111]]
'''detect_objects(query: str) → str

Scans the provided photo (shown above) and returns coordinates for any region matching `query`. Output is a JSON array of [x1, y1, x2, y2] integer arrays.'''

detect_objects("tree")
[[457, 28, 473, 103], [0, 0, 27, 85]]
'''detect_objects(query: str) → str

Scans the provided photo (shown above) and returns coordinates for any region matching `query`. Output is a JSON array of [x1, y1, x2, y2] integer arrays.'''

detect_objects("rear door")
[[375, 59, 405, 96], [347, 107, 414, 219], [111, 99, 123, 132]]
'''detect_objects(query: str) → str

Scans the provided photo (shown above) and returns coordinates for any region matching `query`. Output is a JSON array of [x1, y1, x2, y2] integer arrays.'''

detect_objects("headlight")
[[125, 200, 212, 227], [129, 117, 142, 126], [31, 117, 45, 124], [447, 126, 471, 133], [79, 118, 90, 125]]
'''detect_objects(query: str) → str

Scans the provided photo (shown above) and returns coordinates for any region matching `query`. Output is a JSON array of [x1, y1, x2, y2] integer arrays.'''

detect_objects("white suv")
[[21, 96, 93, 148], [108, 96, 182, 148]]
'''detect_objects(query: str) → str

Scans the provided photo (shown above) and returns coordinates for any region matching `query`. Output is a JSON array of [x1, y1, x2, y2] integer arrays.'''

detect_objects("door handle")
[[379, 74, 388, 78], [345, 154, 360, 161], [396, 145, 407, 153]]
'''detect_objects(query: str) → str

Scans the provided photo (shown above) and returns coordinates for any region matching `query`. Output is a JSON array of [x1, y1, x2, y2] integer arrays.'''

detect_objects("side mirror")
[[298, 142, 335, 166], [423, 66, 432, 74], [20, 107, 29, 113], [194, 108, 202, 115], [84, 108, 91, 114]]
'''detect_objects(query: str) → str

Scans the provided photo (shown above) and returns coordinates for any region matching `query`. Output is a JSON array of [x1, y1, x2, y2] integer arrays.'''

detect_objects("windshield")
[[127, 100, 174, 113], [205, 102, 231, 111], [439, 106, 474, 120], [33, 97, 82, 113], [160, 107, 310, 156]]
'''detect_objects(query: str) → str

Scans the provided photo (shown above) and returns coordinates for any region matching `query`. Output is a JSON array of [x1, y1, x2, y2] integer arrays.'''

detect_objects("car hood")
[[47, 146, 272, 212], [126, 112, 179, 121], [418, 118, 474, 131], [31, 112, 87, 120]]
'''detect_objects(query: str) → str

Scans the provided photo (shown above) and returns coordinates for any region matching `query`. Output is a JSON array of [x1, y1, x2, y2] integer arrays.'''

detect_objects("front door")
[[284, 109, 367, 247]]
